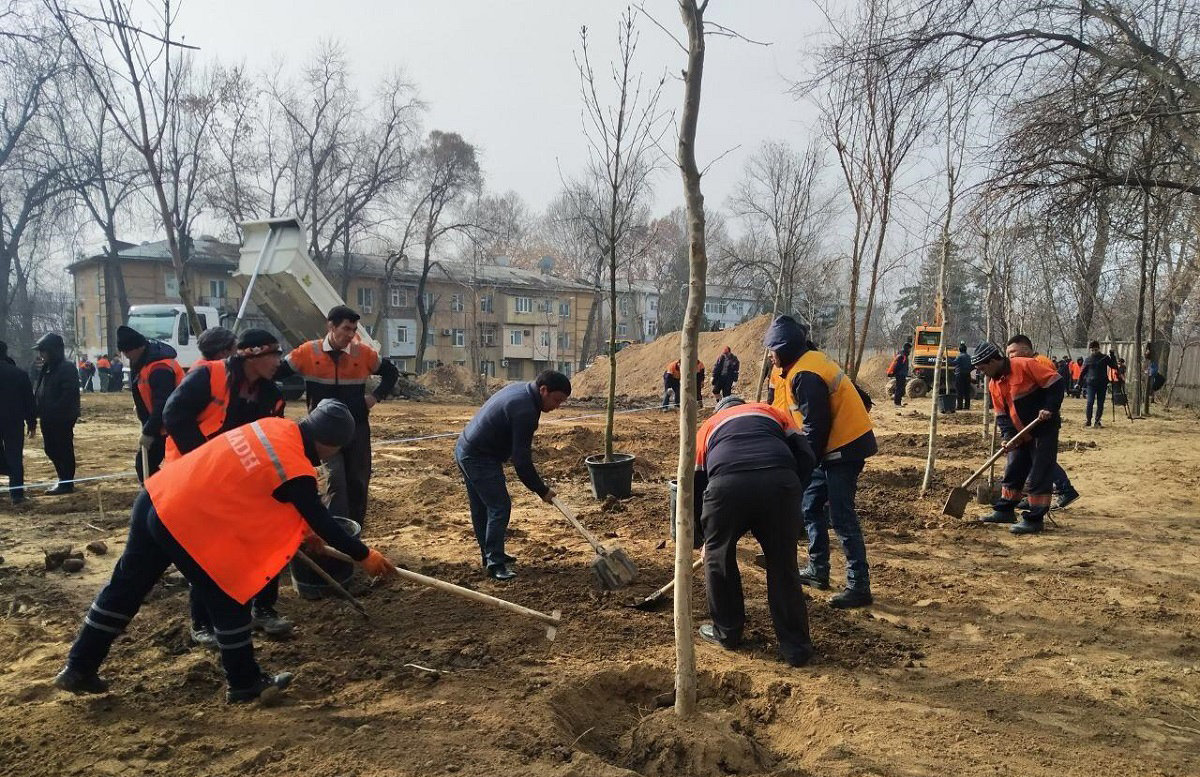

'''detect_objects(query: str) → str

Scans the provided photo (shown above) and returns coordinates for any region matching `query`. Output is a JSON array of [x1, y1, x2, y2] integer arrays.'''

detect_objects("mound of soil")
[[571, 316, 773, 400], [417, 364, 481, 397]]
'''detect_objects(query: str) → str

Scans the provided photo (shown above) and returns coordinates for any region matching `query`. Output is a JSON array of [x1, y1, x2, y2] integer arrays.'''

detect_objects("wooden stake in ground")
[[672, 0, 710, 720]]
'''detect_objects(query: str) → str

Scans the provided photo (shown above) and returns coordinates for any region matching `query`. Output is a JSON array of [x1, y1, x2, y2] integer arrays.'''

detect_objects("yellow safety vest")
[[770, 349, 873, 454]]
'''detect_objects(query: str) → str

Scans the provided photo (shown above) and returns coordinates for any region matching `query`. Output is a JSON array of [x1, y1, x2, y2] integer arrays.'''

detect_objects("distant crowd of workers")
[[0, 306, 1138, 700]]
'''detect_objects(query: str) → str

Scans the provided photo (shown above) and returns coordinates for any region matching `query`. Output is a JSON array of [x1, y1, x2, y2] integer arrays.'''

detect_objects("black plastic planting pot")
[[585, 453, 635, 500]]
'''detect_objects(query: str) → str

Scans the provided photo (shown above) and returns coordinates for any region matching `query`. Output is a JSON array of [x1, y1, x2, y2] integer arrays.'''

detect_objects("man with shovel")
[[1005, 335, 1080, 510], [53, 400, 399, 703], [693, 395, 817, 667], [972, 342, 1065, 535], [455, 370, 571, 581]]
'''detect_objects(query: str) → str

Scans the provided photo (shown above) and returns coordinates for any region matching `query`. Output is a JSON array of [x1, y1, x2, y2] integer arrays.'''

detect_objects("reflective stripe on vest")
[[771, 350, 872, 455], [147, 418, 318, 604], [135, 358, 184, 434], [285, 338, 381, 387], [164, 360, 230, 463]]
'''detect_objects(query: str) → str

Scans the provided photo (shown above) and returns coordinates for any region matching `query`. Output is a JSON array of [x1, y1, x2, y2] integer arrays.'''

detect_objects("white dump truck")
[[125, 303, 225, 369]]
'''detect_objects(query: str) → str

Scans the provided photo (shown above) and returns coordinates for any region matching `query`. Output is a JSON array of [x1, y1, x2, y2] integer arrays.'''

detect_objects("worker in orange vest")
[[662, 359, 682, 410], [96, 354, 112, 391], [274, 306, 399, 527], [117, 326, 184, 482], [1005, 335, 1080, 510], [53, 400, 399, 703], [163, 327, 290, 644]]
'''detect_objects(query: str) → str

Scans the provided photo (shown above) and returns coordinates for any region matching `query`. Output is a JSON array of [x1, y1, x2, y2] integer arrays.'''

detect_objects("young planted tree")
[[576, 7, 666, 460]]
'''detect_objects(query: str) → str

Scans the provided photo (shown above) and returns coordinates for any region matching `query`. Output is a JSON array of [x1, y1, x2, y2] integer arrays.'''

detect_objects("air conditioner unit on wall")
[[523, 329, 531, 336], [501, 359, 509, 367], [441, 328, 452, 336]]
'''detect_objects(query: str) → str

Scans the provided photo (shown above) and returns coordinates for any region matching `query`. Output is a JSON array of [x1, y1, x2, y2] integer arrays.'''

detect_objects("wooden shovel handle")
[[550, 497, 607, 554], [320, 547, 561, 627], [649, 558, 703, 598], [958, 415, 1044, 489]]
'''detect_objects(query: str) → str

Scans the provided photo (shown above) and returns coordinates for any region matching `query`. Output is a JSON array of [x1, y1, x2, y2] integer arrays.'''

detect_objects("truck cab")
[[125, 304, 221, 369], [892, 325, 960, 399]]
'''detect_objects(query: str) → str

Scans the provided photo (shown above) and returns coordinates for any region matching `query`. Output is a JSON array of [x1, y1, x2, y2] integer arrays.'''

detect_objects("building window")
[[618, 297, 630, 316], [426, 330, 436, 346], [395, 359, 408, 372], [506, 359, 524, 380], [209, 279, 226, 300], [480, 294, 493, 313], [396, 325, 409, 344], [649, 298, 657, 311], [559, 301, 570, 318], [557, 332, 570, 349], [480, 360, 496, 377], [540, 330, 550, 347], [421, 291, 434, 311], [481, 326, 497, 346], [509, 329, 524, 346], [647, 320, 657, 337], [515, 296, 532, 314], [357, 287, 374, 313], [618, 323, 628, 337], [165, 271, 179, 298], [557, 361, 573, 377], [390, 287, 409, 308], [704, 300, 727, 316], [451, 294, 464, 312], [423, 360, 438, 372], [453, 328, 465, 347]]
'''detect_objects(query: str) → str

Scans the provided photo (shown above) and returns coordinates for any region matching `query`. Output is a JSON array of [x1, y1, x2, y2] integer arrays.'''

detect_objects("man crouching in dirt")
[[454, 370, 571, 581], [693, 396, 817, 667], [972, 342, 1065, 535], [53, 400, 399, 703]]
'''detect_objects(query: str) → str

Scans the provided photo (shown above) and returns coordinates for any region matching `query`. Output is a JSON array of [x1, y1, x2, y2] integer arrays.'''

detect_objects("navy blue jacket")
[[130, 341, 180, 437], [1082, 352, 1115, 386], [954, 352, 972, 380], [458, 382, 548, 496]]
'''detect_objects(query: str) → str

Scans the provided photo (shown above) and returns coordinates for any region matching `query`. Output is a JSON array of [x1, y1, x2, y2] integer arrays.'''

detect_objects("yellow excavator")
[[888, 305, 959, 399]]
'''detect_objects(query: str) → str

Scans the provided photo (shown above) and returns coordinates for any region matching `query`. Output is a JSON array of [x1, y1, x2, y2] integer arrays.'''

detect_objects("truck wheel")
[[906, 377, 929, 398]]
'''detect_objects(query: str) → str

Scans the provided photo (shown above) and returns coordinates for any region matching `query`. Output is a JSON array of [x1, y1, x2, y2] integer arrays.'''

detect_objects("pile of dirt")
[[571, 316, 773, 400], [417, 364, 481, 397], [858, 351, 896, 398]]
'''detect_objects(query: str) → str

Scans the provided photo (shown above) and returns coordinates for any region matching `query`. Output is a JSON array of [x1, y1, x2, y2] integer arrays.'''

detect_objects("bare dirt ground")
[[0, 391, 1197, 777]]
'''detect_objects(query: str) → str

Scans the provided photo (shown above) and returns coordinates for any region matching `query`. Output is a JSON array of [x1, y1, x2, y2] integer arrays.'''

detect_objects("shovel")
[[942, 416, 1043, 518], [629, 558, 702, 611], [293, 549, 370, 620], [551, 497, 639, 590]]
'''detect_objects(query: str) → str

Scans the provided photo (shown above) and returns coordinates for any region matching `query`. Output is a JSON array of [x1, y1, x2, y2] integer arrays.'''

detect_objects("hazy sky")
[[178, 0, 828, 217]]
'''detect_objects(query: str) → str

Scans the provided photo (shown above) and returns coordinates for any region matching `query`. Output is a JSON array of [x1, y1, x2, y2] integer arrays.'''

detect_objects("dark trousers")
[[996, 427, 1060, 518], [454, 441, 511, 567], [955, 376, 972, 409], [712, 380, 733, 399], [81, 373, 93, 392], [702, 467, 812, 664], [66, 492, 263, 690], [2, 422, 24, 501], [98, 370, 109, 391], [892, 375, 907, 406], [1085, 383, 1108, 423], [802, 459, 870, 591], [1051, 464, 1072, 493], [40, 418, 76, 483], [134, 436, 166, 484], [662, 377, 680, 409], [191, 575, 279, 628], [109, 372, 123, 392], [326, 422, 372, 527]]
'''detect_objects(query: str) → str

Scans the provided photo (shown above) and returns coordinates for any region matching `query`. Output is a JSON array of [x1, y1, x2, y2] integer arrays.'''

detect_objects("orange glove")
[[361, 548, 398, 579]]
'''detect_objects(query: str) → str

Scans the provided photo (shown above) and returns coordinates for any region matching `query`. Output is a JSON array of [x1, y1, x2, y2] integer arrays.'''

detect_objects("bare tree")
[[46, 0, 208, 334], [576, 7, 667, 460]]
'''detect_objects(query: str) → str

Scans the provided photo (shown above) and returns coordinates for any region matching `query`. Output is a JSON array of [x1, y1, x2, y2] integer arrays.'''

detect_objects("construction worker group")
[[0, 306, 1110, 701]]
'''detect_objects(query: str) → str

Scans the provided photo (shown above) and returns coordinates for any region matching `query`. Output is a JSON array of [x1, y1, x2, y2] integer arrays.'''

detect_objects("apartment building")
[[68, 237, 597, 379], [598, 280, 660, 343]]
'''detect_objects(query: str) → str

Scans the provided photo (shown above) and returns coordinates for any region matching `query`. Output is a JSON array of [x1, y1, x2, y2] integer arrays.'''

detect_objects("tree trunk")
[[1070, 196, 1110, 347], [672, 0, 708, 720], [920, 224, 951, 497], [604, 243, 618, 460], [147, 160, 203, 335]]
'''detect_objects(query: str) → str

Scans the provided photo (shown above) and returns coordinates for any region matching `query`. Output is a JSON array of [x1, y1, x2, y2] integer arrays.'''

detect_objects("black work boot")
[[53, 666, 110, 695], [830, 587, 873, 609], [227, 672, 294, 704], [1055, 487, 1080, 510], [486, 563, 516, 581], [190, 623, 218, 649], [1010, 515, 1045, 535], [797, 564, 830, 590], [251, 606, 294, 638], [697, 623, 741, 649], [45, 482, 75, 495]]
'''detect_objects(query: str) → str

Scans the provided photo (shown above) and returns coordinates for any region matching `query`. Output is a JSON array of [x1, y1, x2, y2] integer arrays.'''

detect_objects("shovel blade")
[[942, 486, 971, 518], [629, 590, 671, 611], [590, 546, 639, 591]]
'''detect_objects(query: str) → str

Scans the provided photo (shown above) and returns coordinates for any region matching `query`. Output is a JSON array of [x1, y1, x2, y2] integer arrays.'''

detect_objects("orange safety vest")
[[695, 402, 798, 469], [147, 418, 318, 604], [1035, 354, 1055, 370], [1109, 366, 1121, 382], [97, 357, 111, 369], [770, 349, 873, 455], [135, 357, 185, 435], [667, 360, 681, 379], [1069, 362, 1082, 380], [987, 357, 1060, 431], [286, 339, 381, 387], [164, 359, 230, 463]]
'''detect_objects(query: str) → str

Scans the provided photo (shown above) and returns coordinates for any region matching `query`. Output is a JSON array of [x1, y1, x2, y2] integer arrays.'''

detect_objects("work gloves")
[[362, 548, 398, 579]]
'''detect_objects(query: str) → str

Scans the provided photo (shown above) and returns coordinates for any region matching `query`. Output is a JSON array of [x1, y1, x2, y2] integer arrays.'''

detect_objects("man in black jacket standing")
[[454, 370, 571, 581], [1082, 340, 1115, 428], [711, 347, 740, 399], [118, 326, 184, 482], [0, 341, 37, 504], [954, 341, 974, 410], [32, 333, 81, 495]]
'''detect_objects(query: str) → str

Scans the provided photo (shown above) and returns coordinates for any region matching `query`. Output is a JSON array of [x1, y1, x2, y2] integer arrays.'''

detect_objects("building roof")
[[355, 254, 595, 294], [68, 235, 240, 271]]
